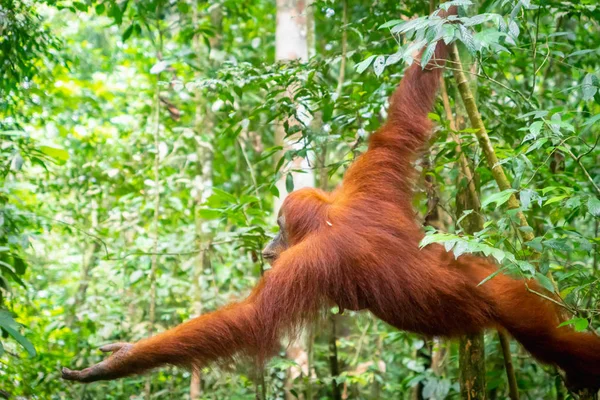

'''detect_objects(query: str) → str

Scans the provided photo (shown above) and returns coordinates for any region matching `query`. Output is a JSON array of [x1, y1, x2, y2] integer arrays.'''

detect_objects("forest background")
[[0, 0, 599, 399]]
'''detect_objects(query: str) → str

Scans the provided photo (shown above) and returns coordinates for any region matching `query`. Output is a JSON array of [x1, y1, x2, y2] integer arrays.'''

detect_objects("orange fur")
[[63, 7, 600, 390]]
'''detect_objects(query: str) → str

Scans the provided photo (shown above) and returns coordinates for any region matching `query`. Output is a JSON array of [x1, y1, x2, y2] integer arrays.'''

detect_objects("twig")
[[529, 6, 542, 97], [498, 332, 519, 400], [237, 136, 263, 210], [577, 133, 600, 162], [525, 284, 574, 313], [351, 319, 371, 366], [564, 148, 600, 196]]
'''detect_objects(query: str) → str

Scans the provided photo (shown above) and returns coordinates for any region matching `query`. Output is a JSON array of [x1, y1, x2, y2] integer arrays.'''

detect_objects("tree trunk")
[[447, 46, 527, 400], [275, 1, 316, 399], [455, 159, 487, 400], [274, 0, 315, 212]]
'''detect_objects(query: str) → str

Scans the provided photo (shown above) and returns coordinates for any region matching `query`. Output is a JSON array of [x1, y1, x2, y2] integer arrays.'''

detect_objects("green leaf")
[[582, 73, 598, 101], [508, 20, 520, 38], [520, 189, 538, 209], [391, 18, 427, 35], [39, 146, 69, 163], [0, 311, 36, 357], [525, 237, 543, 252], [210, 188, 237, 204], [481, 189, 516, 209], [428, 113, 440, 122], [13, 256, 26, 275], [198, 209, 222, 220], [587, 196, 600, 217], [73, 1, 88, 11], [567, 49, 595, 58], [108, 2, 123, 24], [355, 55, 376, 74], [544, 195, 569, 206], [439, 0, 473, 10], [373, 55, 386, 77], [516, 260, 535, 275], [419, 232, 455, 248], [0, 262, 25, 287], [583, 113, 600, 127], [525, 137, 548, 154], [519, 110, 548, 119], [122, 24, 134, 41], [541, 186, 559, 195], [130, 270, 143, 284], [543, 238, 570, 252], [529, 121, 543, 138], [535, 273, 555, 293], [379, 19, 403, 29], [478, 268, 504, 286], [565, 196, 581, 210], [285, 174, 294, 193], [458, 24, 476, 52], [420, 41, 437, 69], [558, 318, 589, 332], [560, 286, 576, 298], [462, 14, 493, 27], [442, 24, 456, 44]]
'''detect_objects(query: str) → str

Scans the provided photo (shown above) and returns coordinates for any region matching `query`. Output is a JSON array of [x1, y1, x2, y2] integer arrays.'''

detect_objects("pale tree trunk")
[[274, 0, 315, 213], [275, 1, 315, 399], [189, 3, 221, 399]]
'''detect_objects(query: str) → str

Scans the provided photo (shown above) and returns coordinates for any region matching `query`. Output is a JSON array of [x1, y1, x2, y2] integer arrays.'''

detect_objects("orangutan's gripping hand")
[[62, 342, 133, 383]]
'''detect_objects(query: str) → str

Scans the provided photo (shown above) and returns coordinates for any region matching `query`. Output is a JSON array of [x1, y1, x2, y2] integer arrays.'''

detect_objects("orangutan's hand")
[[62, 342, 133, 383]]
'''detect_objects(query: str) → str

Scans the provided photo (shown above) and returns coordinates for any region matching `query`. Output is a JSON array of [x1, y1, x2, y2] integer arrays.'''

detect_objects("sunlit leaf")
[[39, 146, 69, 163], [558, 318, 589, 332], [481, 189, 516, 209], [355, 55, 376, 74]]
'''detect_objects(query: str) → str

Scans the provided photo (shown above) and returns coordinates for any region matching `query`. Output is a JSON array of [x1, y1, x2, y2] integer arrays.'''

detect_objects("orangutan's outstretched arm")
[[340, 6, 457, 203], [62, 238, 335, 383]]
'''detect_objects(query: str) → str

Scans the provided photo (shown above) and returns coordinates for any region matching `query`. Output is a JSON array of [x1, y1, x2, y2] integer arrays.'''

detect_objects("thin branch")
[[564, 148, 600, 196], [351, 319, 371, 366], [529, 6, 542, 97], [577, 133, 600, 162], [440, 77, 481, 211], [237, 136, 263, 211], [31, 215, 110, 259], [525, 284, 575, 313], [335, 0, 348, 101]]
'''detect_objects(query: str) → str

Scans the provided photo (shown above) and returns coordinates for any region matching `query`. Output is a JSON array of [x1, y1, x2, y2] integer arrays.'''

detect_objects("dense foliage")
[[0, 0, 598, 399]]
